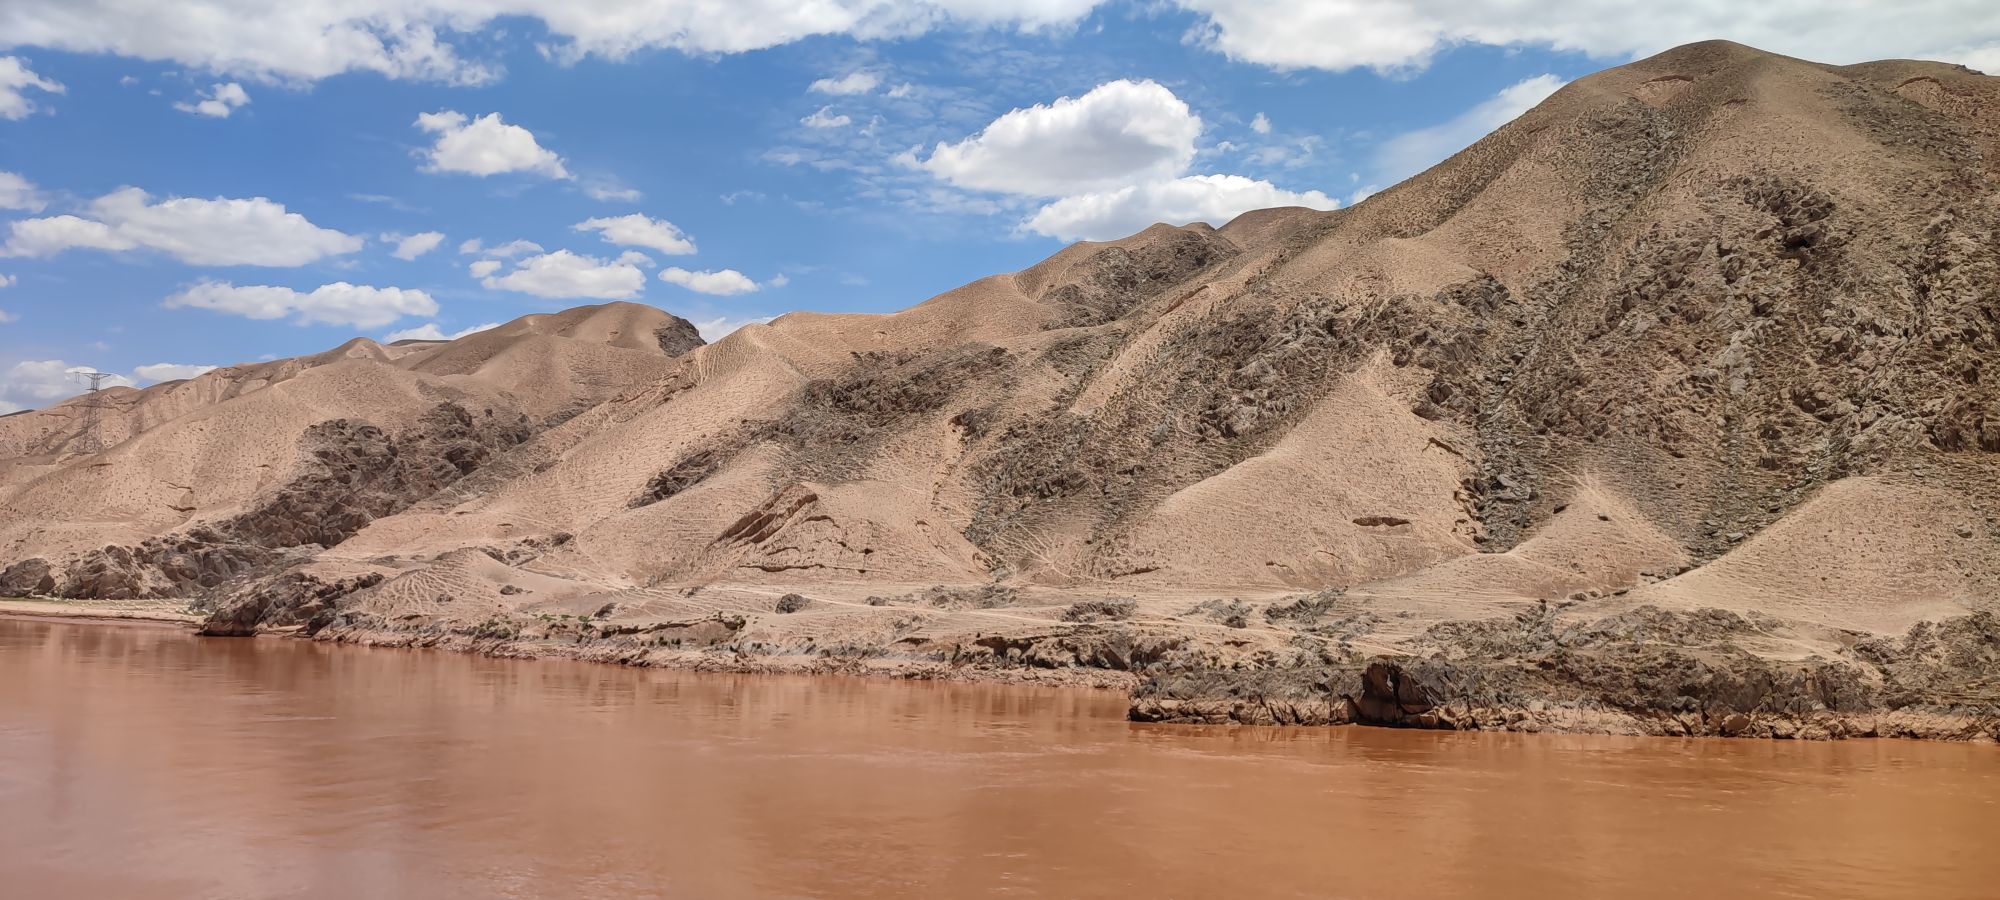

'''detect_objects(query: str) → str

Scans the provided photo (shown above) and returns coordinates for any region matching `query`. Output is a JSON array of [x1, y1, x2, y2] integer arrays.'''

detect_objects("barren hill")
[[5, 41, 1997, 740]]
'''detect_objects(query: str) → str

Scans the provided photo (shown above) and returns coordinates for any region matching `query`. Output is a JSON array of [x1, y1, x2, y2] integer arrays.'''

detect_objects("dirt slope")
[[5, 41, 1998, 739]]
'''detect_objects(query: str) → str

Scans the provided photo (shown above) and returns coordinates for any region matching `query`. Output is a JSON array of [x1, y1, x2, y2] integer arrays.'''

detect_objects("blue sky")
[[2, 1, 1996, 412]]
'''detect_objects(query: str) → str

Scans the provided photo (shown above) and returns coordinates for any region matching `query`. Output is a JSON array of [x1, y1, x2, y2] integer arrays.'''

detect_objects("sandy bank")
[[0, 598, 202, 626]]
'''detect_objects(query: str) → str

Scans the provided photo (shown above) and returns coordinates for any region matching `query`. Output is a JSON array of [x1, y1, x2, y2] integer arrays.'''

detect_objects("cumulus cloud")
[[132, 362, 218, 383], [1250, 112, 1271, 134], [1372, 73, 1566, 183], [801, 105, 852, 129], [383, 320, 500, 342], [1171, 1, 2000, 74], [174, 81, 249, 117], [481, 250, 645, 299], [0, 56, 63, 119], [386, 230, 446, 260], [692, 314, 776, 341], [467, 259, 502, 278], [165, 280, 438, 328], [923, 79, 1201, 196], [810, 70, 880, 95], [658, 267, 762, 296], [0, 308, 15, 324], [0, 273, 13, 289], [0, 1, 1105, 85], [575, 213, 695, 255], [2, 187, 362, 266], [1025, 174, 1337, 241], [0, 361, 132, 413], [922, 79, 1333, 241], [416, 110, 570, 178], [0, 172, 45, 212]]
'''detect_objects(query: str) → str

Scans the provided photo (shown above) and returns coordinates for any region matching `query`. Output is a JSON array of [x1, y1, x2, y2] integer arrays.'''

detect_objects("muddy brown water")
[[2, 617, 1996, 899]]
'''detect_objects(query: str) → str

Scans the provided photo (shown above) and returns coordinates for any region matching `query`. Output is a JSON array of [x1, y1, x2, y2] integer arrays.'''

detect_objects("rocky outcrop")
[[0, 558, 56, 596], [198, 570, 385, 637], [44, 401, 533, 605], [1130, 608, 2000, 740]]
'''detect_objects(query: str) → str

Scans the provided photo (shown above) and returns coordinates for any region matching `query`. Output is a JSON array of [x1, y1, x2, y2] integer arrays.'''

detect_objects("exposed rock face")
[[199, 571, 385, 637], [0, 558, 55, 596], [654, 318, 706, 356], [1131, 607, 2000, 740], [212, 402, 535, 551], [26, 400, 539, 637]]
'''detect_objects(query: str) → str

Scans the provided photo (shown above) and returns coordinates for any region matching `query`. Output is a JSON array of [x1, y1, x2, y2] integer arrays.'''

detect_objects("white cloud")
[[0, 273, 13, 289], [0, 2, 1104, 85], [917, 79, 1334, 243], [2, 3, 1996, 89], [886, 82, 915, 98], [1250, 112, 1271, 134], [0, 56, 64, 119], [1172, 2, 2000, 75], [810, 70, 880, 95], [416, 110, 570, 178], [1025, 174, 1338, 241], [692, 314, 776, 341], [0, 308, 15, 324], [386, 230, 446, 260], [2, 187, 362, 266], [575, 213, 695, 255], [481, 250, 645, 299], [923, 79, 1202, 196], [383, 321, 500, 342], [659, 267, 762, 296], [174, 81, 249, 117], [0, 172, 46, 212], [614, 250, 654, 267], [583, 179, 642, 202], [165, 281, 437, 328], [467, 259, 502, 278], [132, 363, 217, 383], [0, 361, 134, 412], [1372, 73, 1566, 183], [801, 105, 852, 129], [459, 237, 542, 258]]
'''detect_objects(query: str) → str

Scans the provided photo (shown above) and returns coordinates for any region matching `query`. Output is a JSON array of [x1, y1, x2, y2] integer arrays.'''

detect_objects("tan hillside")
[[4, 41, 1997, 739]]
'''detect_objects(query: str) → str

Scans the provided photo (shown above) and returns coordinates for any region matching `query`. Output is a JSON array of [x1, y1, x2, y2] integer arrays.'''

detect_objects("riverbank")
[[0, 597, 202, 625], [14, 593, 1998, 742]]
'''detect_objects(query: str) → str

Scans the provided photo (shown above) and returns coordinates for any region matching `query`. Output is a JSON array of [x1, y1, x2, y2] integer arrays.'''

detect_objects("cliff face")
[[4, 42, 1998, 738]]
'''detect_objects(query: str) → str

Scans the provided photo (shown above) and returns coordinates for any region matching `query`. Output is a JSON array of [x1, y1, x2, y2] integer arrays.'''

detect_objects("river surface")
[[2, 617, 1997, 899]]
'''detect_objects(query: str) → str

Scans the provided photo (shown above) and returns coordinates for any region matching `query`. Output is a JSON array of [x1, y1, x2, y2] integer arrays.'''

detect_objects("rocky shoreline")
[[9, 596, 1995, 742], [1131, 658, 2000, 742]]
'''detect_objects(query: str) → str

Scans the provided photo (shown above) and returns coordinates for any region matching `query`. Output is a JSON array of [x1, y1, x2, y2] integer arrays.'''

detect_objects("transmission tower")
[[69, 369, 116, 455]]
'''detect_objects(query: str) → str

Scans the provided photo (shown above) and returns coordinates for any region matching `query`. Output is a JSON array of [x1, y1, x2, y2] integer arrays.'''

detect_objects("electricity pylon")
[[69, 369, 116, 456]]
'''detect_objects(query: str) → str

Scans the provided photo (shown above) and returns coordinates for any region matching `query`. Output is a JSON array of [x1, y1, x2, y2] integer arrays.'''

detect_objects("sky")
[[2, 1, 1997, 413]]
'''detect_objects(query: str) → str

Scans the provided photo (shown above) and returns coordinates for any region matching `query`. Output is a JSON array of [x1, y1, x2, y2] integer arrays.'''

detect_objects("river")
[[1, 616, 1995, 898]]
